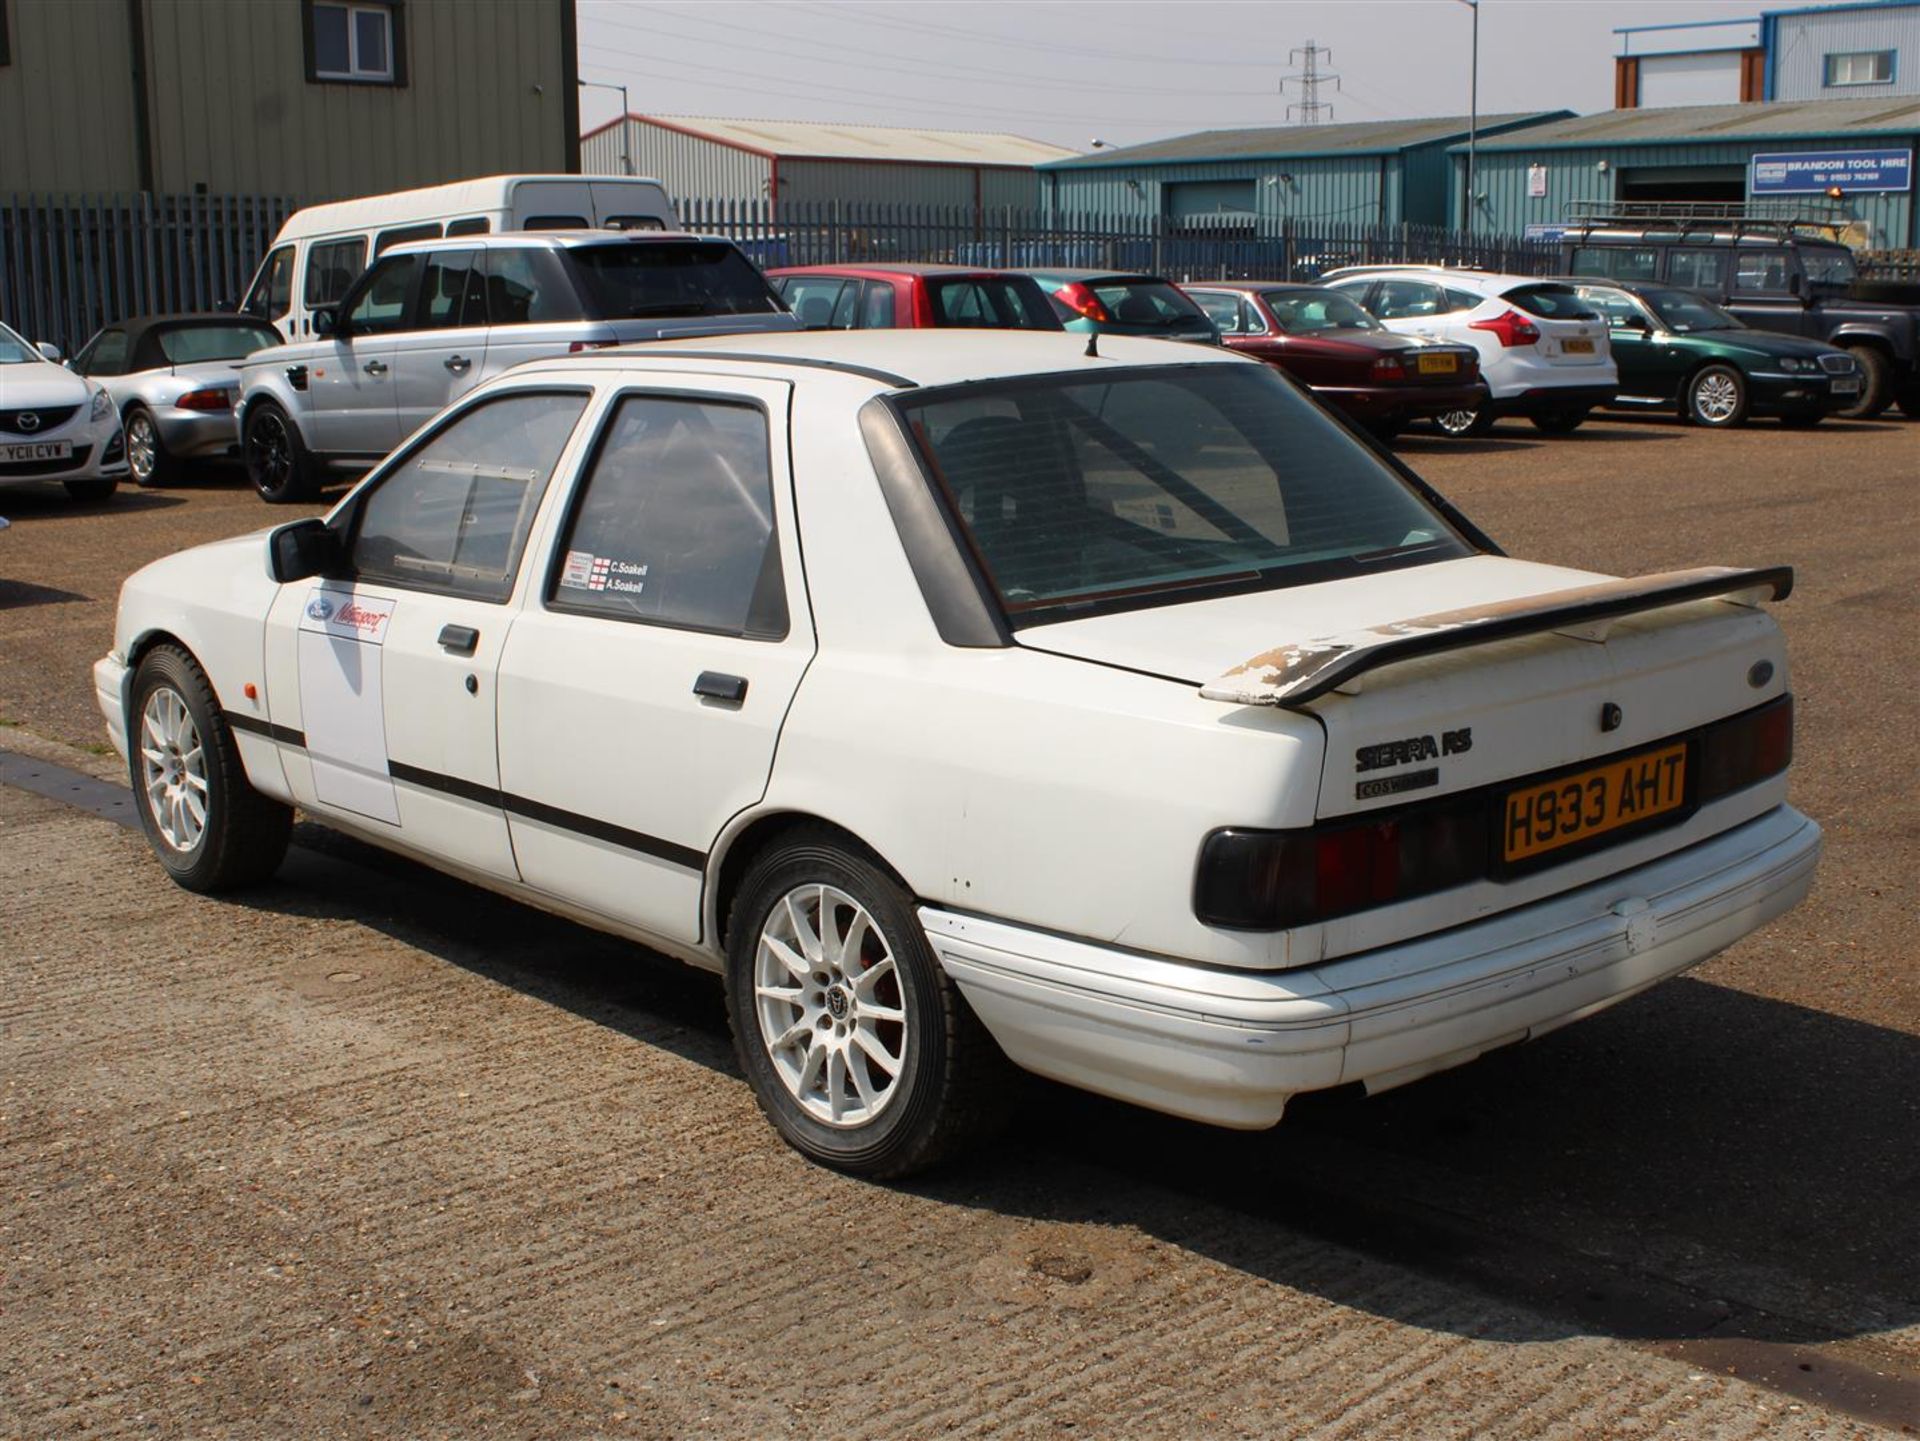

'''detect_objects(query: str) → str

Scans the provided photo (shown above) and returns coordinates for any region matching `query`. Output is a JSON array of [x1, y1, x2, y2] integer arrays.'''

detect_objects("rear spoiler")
[[1199, 565, 1793, 709]]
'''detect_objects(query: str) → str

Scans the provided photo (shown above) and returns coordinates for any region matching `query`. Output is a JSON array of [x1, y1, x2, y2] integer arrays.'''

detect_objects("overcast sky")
[[575, 0, 1767, 153]]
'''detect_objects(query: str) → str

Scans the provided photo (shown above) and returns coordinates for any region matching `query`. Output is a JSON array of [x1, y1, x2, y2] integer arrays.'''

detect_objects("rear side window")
[[552, 395, 787, 639], [375, 223, 442, 256], [481, 248, 584, 325], [1571, 247, 1658, 282], [860, 281, 896, 329], [1733, 250, 1792, 292], [446, 217, 492, 238], [781, 277, 853, 329], [567, 242, 783, 320], [926, 276, 1060, 330], [1504, 284, 1599, 321], [1665, 249, 1725, 290], [350, 391, 589, 601], [305, 236, 368, 308]]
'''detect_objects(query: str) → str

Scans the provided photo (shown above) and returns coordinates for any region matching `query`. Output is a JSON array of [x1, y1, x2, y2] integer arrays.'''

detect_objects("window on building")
[[1823, 50, 1894, 86], [308, 0, 404, 85]]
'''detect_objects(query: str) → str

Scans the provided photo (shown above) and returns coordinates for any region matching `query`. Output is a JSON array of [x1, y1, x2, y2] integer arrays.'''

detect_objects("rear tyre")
[[1838, 345, 1891, 419], [129, 645, 292, 892], [63, 477, 118, 503], [1686, 365, 1749, 428], [724, 829, 1009, 1179], [245, 402, 317, 504], [1529, 405, 1590, 435], [124, 405, 177, 487], [1433, 406, 1493, 438]]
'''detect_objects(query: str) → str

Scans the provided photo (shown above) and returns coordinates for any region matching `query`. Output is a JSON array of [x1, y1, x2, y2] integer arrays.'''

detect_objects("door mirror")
[[312, 307, 338, 338], [1617, 313, 1652, 334], [268, 518, 345, 583], [35, 341, 62, 363]]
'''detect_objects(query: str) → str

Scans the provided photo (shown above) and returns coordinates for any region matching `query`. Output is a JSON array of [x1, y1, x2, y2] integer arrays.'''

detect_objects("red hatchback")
[[767, 264, 1063, 332], [1184, 282, 1487, 438]]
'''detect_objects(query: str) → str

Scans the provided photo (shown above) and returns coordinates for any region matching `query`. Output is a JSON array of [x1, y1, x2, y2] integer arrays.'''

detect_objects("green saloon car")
[[1563, 279, 1861, 428]]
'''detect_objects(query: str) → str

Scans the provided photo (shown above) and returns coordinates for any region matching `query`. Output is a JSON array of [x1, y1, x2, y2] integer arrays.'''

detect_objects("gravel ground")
[[2, 414, 1917, 1438]]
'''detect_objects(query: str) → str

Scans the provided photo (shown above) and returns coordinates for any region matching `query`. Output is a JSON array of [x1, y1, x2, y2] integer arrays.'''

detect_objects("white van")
[[236, 174, 679, 341]]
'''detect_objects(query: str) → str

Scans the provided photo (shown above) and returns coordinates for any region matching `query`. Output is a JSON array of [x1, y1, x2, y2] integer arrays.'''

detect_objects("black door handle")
[[437, 623, 479, 656], [693, 671, 748, 704]]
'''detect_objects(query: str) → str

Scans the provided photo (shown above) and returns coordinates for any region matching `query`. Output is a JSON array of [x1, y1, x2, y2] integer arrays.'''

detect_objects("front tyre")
[[1838, 345, 1890, 419], [1433, 406, 1493, 438], [130, 646, 292, 892], [244, 401, 317, 504], [124, 405, 177, 487], [1686, 364, 1749, 428], [725, 831, 1007, 1178]]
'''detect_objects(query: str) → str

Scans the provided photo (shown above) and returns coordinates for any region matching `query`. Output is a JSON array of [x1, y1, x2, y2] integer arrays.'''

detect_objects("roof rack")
[[1559, 198, 1855, 241]]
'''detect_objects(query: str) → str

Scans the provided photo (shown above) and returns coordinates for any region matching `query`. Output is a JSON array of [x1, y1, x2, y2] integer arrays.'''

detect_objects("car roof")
[[1319, 266, 1547, 293], [508, 328, 1249, 394], [1183, 281, 1331, 294], [381, 229, 720, 258], [769, 263, 1032, 281], [1009, 268, 1163, 284]]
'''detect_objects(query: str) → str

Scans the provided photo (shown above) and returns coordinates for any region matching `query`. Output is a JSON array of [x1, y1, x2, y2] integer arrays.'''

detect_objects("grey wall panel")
[[0, 0, 143, 191], [780, 161, 1037, 209], [1771, 6, 1920, 100], [142, 0, 571, 199], [1047, 156, 1396, 227], [1458, 139, 1917, 246], [592, 121, 768, 202]]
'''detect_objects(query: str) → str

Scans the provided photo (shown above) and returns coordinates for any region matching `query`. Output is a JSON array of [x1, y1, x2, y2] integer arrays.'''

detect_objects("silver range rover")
[[235, 230, 799, 502]]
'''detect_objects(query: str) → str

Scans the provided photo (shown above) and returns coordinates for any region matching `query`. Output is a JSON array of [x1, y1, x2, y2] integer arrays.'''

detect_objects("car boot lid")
[[1199, 564, 1791, 709]]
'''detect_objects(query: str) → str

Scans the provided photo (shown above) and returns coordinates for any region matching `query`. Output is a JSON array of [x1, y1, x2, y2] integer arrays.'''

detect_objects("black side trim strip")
[[387, 760, 706, 872], [225, 711, 306, 748], [632, 350, 918, 388]]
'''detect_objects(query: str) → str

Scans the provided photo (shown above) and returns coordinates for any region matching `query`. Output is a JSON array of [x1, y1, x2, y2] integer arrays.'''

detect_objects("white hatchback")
[[96, 331, 1816, 1177], [1324, 267, 1618, 436]]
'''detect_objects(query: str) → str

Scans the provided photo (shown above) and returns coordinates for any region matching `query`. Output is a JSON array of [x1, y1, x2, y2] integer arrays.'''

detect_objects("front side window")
[[900, 366, 1469, 621], [1733, 249, 1792, 292], [79, 330, 131, 376], [305, 236, 368, 309], [552, 396, 787, 639], [349, 391, 588, 601], [1639, 288, 1740, 334], [1824, 50, 1894, 86], [344, 254, 421, 335], [1372, 280, 1445, 320], [567, 242, 785, 320], [312, 1, 397, 83], [1665, 248, 1725, 290], [241, 245, 295, 320], [481, 247, 583, 325]]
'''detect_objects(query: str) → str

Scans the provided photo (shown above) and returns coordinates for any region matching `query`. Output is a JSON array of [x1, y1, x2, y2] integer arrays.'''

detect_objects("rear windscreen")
[[1504, 284, 1600, 321], [927, 276, 1062, 330], [1078, 279, 1210, 328], [157, 324, 280, 363], [565, 242, 784, 319]]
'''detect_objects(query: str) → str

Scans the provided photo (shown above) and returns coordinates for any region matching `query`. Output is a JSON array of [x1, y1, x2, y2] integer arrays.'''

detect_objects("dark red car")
[[766, 264, 1063, 332], [1184, 282, 1487, 438]]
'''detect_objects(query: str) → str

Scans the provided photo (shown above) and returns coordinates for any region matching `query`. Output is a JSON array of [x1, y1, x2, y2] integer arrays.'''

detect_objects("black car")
[[1555, 278, 1862, 427], [1556, 217, 1919, 419]]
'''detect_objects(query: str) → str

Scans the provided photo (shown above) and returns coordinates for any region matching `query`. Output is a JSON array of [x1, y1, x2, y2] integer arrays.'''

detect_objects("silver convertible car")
[[70, 314, 281, 486]]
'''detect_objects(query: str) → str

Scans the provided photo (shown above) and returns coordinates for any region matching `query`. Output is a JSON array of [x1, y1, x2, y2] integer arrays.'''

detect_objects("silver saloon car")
[[71, 315, 282, 486]]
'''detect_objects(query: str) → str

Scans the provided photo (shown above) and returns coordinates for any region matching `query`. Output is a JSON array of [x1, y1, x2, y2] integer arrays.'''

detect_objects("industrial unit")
[[578, 115, 1075, 213], [1615, 1, 1919, 108], [1451, 96, 1920, 247], [1037, 113, 1569, 229]]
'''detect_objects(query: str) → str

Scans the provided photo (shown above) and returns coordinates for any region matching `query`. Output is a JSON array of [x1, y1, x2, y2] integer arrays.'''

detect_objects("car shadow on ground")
[[229, 820, 1920, 1373], [0, 578, 90, 609], [0, 487, 186, 520]]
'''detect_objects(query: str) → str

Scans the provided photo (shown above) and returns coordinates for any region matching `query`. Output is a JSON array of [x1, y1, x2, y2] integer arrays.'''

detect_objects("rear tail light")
[[1051, 282, 1112, 324], [1469, 309, 1542, 347], [1370, 355, 1407, 381], [1194, 695, 1792, 931], [568, 340, 618, 354], [176, 388, 233, 411]]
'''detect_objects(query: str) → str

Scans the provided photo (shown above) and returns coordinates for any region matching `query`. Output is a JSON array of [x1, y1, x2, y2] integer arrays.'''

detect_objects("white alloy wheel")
[[139, 685, 208, 852], [753, 883, 908, 1127], [1435, 407, 1488, 437], [1691, 369, 1743, 426], [126, 409, 160, 483]]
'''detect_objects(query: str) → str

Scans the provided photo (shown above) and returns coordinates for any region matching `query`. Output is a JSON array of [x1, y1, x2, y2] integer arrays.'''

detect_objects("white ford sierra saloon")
[[96, 330, 1819, 1177]]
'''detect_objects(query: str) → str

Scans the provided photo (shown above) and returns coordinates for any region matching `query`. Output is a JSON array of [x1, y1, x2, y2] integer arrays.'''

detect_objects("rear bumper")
[[1320, 380, 1490, 422], [1486, 384, 1619, 416], [155, 409, 241, 458], [925, 804, 1819, 1130]]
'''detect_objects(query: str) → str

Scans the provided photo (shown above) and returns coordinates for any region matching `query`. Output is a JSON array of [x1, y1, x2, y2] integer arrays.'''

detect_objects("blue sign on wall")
[[1750, 149, 1913, 194]]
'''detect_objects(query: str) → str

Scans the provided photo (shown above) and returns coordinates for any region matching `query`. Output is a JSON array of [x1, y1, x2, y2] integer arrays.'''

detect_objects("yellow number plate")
[[1564, 338, 1595, 354], [1502, 743, 1687, 864], [1416, 352, 1458, 374]]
